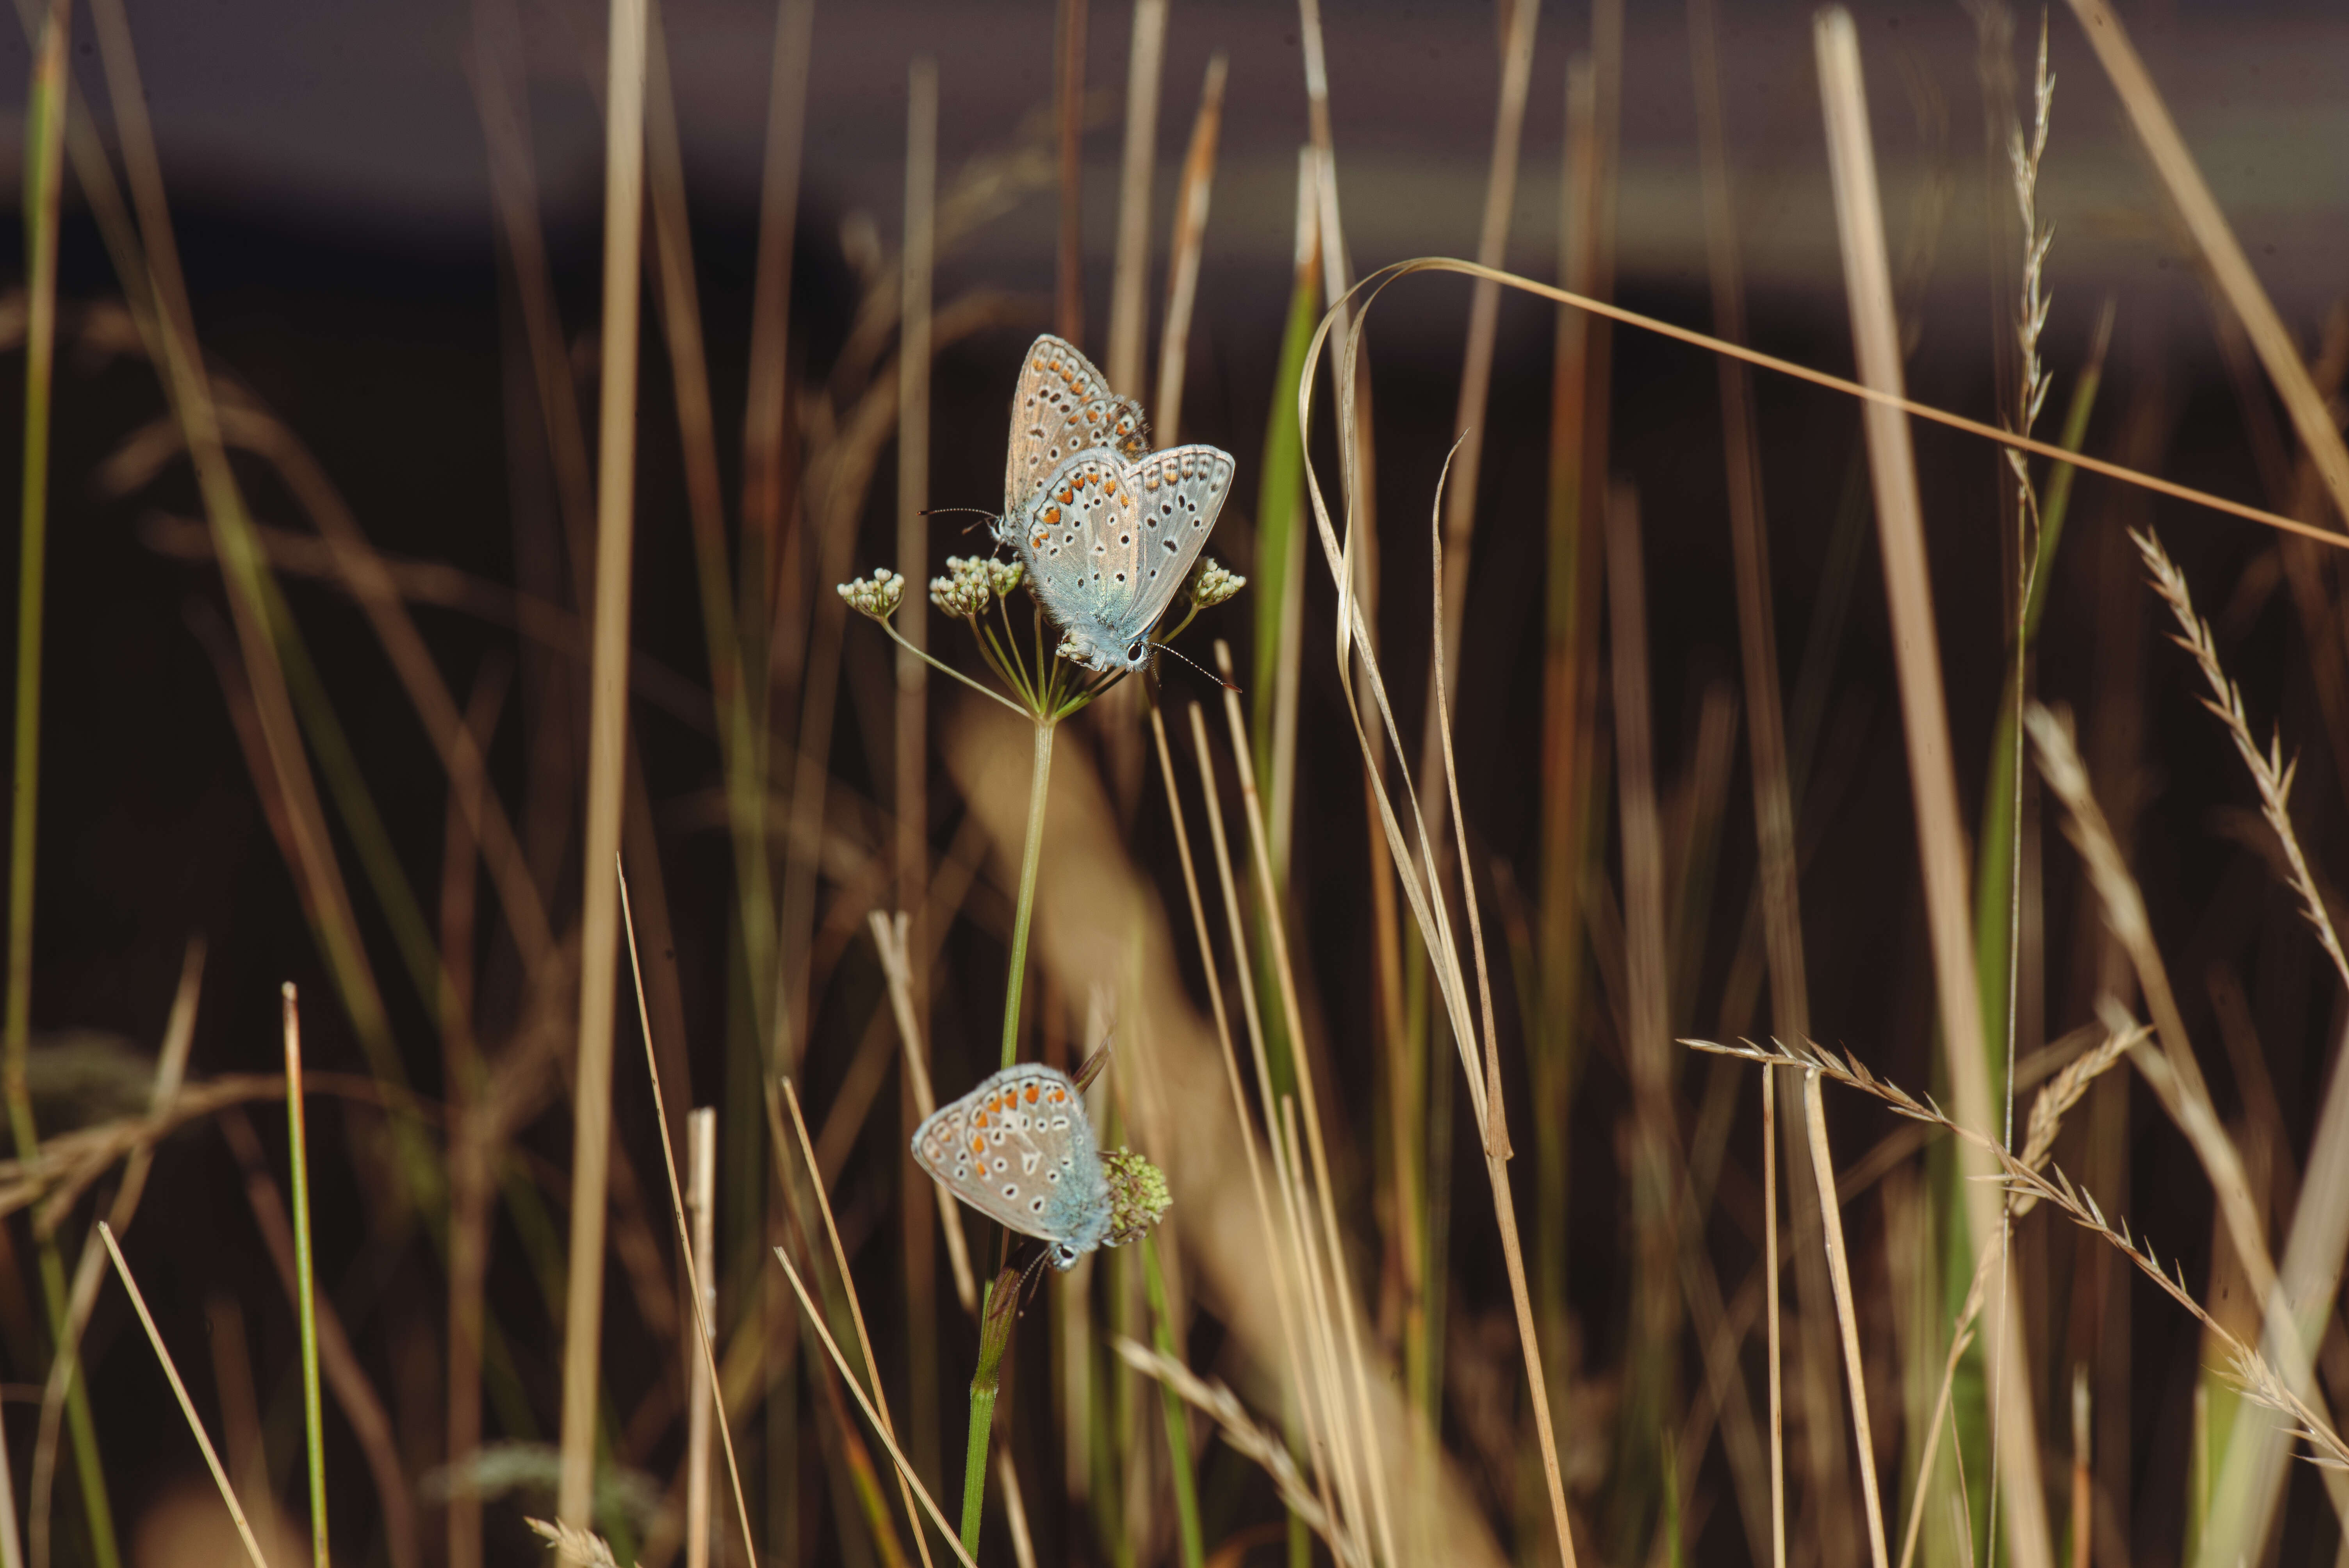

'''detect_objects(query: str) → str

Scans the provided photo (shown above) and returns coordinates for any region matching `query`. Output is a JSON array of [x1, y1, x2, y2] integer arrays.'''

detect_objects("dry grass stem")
[[1684, 1036, 2349, 1475], [1295, 280, 1579, 1568], [781, 1076, 936, 1568], [2132, 530, 2349, 993], [1278, 1096, 1374, 1566], [1105, 0, 1167, 395], [1111, 1338, 1360, 1567], [617, 865, 761, 1567], [1799, 1068, 1890, 1568], [1896, 1016, 2142, 1568], [96, 1224, 268, 1568], [740, 0, 813, 593], [1052, 0, 1086, 343], [684, 1109, 715, 1568], [1324, 257, 2335, 545], [30, 936, 203, 1561], [555, 0, 648, 1540], [1814, 18, 2053, 1568], [1217, 670, 1400, 1563], [2023, 706, 2301, 1345], [2060, 0, 2349, 528], [1430, 0, 1539, 695], [770, 1242, 977, 1568], [1180, 705, 1341, 1531], [994, 1451, 1037, 1568], [869, 911, 977, 1313], [1687, 6, 1798, 1554], [1152, 52, 1226, 442]]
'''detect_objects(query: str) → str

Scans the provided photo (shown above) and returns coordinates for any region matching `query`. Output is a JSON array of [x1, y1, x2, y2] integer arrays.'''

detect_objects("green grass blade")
[[1142, 1238, 1204, 1568], [961, 1270, 1020, 1554], [282, 987, 331, 1568], [11, 9, 123, 1564]]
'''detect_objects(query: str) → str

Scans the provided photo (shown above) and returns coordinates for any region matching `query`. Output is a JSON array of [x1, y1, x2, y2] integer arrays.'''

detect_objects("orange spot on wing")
[[1025, 1084, 1040, 1103], [971, 1136, 986, 1154]]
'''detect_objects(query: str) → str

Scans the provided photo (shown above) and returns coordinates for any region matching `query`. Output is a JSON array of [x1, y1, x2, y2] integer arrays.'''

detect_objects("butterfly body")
[[911, 1064, 1113, 1270], [1007, 445, 1237, 672], [989, 336, 1236, 674]]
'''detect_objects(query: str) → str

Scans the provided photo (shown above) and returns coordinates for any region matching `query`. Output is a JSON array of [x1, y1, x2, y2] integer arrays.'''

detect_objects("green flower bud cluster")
[[1100, 1147, 1172, 1247]]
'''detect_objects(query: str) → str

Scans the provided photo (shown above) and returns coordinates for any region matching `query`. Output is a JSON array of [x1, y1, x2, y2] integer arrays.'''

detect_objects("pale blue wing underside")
[[910, 1064, 1110, 1259], [1010, 444, 1235, 670]]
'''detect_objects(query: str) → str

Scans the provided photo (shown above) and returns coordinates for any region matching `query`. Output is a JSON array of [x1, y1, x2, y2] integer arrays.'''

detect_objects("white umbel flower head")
[[984, 558, 1027, 599], [837, 568, 905, 619], [1188, 557, 1246, 610], [929, 556, 996, 619]]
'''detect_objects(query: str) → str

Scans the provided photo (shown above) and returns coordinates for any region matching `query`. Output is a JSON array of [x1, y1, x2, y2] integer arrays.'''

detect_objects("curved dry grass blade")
[[1429, 0, 1539, 706], [1307, 256, 2338, 548], [96, 1224, 268, 1568]]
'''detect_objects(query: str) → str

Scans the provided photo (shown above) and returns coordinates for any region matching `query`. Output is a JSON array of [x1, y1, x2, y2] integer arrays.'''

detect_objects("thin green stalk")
[[1957, 322, 2109, 1534], [7, 0, 64, 1156], [1252, 206, 1319, 884], [1141, 1238, 1204, 1568], [1971, 307, 2113, 1078], [12, 10, 121, 1564], [961, 1269, 1021, 1554], [283, 985, 329, 1568], [1000, 718, 1057, 1068]]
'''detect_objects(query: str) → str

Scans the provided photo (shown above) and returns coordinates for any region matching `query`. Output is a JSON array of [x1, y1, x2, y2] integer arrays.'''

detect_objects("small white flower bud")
[[836, 568, 905, 618], [1188, 557, 1245, 609]]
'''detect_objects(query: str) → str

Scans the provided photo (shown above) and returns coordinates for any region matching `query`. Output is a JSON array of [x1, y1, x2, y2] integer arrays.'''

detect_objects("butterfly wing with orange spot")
[[909, 1064, 1097, 1246]]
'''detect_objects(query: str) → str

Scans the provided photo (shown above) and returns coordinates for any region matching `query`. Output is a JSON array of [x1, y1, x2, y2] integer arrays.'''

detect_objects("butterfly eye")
[[1127, 641, 1146, 664]]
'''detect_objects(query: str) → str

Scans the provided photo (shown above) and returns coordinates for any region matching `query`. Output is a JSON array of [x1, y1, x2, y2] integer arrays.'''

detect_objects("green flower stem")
[[1142, 1237, 1205, 1568], [961, 1267, 1021, 1554], [14, 12, 125, 1564], [977, 623, 1037, 711], [284, 985, 330, 1568], [875, 615, 1028, 718], [1000, 715, 1056, 1068]]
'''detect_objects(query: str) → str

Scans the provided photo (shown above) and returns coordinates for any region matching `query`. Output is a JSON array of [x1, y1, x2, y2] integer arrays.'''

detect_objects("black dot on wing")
[[1002, 1185, 1018, 1199]]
